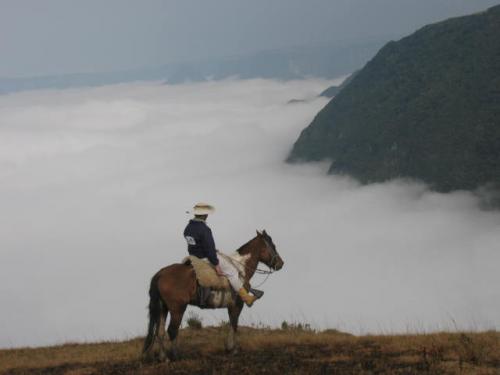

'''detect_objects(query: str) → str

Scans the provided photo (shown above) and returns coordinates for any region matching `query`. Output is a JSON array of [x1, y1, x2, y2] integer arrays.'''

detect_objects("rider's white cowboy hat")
[[187, 203, 215, 215]]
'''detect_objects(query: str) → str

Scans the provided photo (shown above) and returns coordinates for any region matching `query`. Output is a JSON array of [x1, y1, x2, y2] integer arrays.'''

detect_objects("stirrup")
[[197, 285, 212, 307], [249, 288, 264, 299]]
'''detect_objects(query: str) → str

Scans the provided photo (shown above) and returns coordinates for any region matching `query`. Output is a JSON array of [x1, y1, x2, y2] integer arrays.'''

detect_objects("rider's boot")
[[238, 288, 257, 307], [249, 288, 264, 299]]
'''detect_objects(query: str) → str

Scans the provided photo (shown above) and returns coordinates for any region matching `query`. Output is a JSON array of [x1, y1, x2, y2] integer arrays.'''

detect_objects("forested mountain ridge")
[[288, 5, 500, 192], [319, 70, 359, 98]]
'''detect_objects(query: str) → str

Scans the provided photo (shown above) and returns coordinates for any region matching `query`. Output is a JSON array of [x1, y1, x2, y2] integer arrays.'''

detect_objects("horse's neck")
[[237, 237, 261, 282]]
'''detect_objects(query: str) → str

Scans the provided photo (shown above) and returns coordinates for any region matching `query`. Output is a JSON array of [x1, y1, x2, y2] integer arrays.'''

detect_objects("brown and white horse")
[[142, 230, 284, 361]]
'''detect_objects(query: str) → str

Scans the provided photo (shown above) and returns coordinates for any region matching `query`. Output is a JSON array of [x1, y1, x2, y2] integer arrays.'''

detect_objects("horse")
[[142, 230, 284, 361]]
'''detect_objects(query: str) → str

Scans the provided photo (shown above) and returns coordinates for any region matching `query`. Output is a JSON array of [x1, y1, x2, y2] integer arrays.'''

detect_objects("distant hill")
[[288, 5, 500, 192], [0, 40, 387, 95]]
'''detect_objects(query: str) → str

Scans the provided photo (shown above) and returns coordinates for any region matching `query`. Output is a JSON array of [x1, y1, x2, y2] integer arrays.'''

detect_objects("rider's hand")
[[215, 265, 225, 276]]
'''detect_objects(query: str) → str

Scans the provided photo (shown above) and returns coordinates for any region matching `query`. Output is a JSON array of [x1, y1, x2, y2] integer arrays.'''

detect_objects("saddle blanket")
[[183, 255, 231, 290]]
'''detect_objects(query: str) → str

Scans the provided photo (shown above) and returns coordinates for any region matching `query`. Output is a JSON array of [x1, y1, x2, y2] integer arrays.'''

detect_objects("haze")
[[1, 79, 499, 348], [1, 0, 500, 78]]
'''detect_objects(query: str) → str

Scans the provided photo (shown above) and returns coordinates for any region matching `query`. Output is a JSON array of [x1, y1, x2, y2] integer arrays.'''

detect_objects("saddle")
[[183, 254, 264, 308], [183, 256, 231, 290]]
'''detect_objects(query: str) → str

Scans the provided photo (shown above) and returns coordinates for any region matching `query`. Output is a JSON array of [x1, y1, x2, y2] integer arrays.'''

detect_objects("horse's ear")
[[263, 229, 267, 235], [256, 230, 262, 236]]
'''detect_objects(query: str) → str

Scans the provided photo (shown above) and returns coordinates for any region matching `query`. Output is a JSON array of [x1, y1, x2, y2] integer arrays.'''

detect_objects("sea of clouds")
[[1, 78, 499, 348]]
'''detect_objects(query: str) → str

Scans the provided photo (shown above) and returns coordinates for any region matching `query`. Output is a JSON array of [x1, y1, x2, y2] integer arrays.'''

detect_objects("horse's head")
[[256, 230, 284, 271]]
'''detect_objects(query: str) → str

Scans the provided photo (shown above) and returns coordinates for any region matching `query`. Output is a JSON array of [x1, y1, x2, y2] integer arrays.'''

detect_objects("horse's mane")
[[235, 235, 259, 255]]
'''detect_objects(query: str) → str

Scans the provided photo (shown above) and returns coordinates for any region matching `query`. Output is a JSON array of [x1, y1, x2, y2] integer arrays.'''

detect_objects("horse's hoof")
[[169, 349, 180, 361], [230, 347, 239, 355], [225, 344, 240, 355], [140, 353, 153, 364]]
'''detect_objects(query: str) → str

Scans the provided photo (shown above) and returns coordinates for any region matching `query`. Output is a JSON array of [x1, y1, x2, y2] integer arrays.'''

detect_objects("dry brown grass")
[[1, 327, 499, 374], [0, 339, 143, 373]]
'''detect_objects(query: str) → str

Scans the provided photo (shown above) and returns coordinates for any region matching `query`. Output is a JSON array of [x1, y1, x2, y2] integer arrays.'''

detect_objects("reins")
[[229, 256, 274, 288], [227, 236, 278, 288], [231, 256, 275, 275]]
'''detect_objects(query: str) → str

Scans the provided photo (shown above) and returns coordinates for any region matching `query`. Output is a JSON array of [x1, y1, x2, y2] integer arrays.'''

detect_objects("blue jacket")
[[183, 219, 219, 266]]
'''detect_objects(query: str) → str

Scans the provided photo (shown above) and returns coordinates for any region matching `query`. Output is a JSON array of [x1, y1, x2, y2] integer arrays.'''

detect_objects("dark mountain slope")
[[288, 5, 500, 192], [319, 70, 359, 98]]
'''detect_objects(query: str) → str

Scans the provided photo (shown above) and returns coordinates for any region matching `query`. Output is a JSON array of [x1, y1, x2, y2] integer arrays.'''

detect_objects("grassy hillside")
[[288, 5, 500, 192], [1, 327, 499, 374]]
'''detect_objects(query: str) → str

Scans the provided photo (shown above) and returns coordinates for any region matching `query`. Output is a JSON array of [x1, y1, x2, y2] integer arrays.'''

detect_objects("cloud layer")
[[0, 79, 499, 348]]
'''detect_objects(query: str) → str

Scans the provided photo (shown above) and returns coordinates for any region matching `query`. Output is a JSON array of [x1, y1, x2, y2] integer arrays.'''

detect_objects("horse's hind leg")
[[167, 305, 186, 360], [157, 303, 169, 362]]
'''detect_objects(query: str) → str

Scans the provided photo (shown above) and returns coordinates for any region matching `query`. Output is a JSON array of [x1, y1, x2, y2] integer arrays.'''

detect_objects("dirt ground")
[[2, 327, 499, 375]]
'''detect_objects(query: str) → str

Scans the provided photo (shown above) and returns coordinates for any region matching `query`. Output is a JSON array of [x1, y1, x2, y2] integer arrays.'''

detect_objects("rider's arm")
[[203, 227, 219, 266]]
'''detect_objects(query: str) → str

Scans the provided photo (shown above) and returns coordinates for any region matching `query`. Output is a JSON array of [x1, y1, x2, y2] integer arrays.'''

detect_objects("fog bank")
[[0, 79, 499, 348]]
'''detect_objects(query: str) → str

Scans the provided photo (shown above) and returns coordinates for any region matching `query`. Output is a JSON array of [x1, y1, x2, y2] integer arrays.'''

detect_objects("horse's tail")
[[143, 271, 164, 353]]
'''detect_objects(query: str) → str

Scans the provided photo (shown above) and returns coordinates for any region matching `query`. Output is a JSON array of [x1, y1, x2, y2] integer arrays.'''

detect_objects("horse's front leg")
[[226, 300, 244, 353]]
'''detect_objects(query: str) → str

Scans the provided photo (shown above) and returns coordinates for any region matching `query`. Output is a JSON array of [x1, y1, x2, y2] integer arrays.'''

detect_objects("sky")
[[1, 0, 500, 78], [1, 78, 499, 348]]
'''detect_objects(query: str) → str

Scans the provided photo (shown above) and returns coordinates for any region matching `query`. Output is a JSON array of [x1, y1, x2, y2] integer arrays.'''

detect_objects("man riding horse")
[[142, 204, 284, 361], [184, 203, 259, 307]]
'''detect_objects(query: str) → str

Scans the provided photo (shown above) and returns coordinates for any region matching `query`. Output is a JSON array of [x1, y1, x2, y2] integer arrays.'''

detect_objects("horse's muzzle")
[[273, 258, 284, 271]]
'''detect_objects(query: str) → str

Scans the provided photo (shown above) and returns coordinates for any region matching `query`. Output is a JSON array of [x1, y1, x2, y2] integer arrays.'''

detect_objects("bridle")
[[247, 236, 280, 288], [230, 234, 279, 276], [261, 236, 279, 272], [226, 234, 280, 288]]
